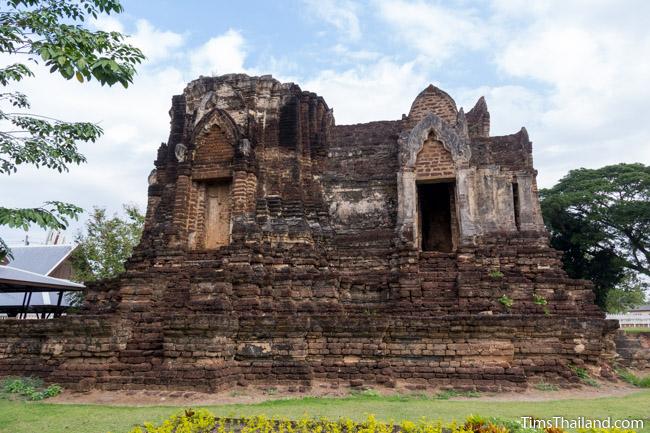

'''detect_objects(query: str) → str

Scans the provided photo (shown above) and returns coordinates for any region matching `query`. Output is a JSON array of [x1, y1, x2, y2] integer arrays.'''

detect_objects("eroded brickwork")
[[415, 138, 455, 180], [615, 332, 650, 370], [0, 74, 618, 392], [407, 84, 458, 127]]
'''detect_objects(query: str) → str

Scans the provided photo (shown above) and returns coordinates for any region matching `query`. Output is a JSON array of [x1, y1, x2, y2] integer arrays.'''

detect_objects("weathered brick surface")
[[0, 74, 619, 391], [415, 138, 455, 180], [466, 97, 490, 138], [406, 84, 458, 127], [615, 331, 650, 370]]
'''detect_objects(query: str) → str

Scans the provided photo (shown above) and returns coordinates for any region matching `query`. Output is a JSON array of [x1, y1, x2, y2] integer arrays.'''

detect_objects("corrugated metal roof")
[[7, 245, 75, 275], [0, 291, 72, 306], [0, 265, 85, 289], [631, 304, 650, 312]]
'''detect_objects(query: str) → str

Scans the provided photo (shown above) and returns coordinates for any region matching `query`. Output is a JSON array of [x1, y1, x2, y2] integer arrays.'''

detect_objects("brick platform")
[[0, 74, 619, 391]]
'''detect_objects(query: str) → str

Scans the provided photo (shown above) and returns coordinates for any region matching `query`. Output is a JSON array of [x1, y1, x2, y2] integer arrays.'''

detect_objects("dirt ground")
[[49, 380, 642, 407]]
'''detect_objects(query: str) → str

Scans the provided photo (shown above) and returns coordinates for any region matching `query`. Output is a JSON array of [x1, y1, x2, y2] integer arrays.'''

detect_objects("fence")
[[607, 313, 650, 328]]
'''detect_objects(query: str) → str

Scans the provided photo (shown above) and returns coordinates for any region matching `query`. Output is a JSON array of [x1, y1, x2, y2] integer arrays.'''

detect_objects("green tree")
[[71, 204, 144, 282], [540, 163, 650, 311], [0, 0, 144, 259], [605, 274, 647, 313]]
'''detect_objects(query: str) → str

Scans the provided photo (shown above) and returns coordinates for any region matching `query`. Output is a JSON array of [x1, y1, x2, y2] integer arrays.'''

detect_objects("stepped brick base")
[[0, 74, 620, 391]]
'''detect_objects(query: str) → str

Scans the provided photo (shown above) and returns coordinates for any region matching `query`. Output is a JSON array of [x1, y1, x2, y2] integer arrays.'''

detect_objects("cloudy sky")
[[3, 0, 650, 244]]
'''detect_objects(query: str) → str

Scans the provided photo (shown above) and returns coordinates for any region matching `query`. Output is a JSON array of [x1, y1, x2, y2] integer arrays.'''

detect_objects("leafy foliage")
[[568, 365, 600, 387], [129, 413, 447, 433], [533, 382, 559, 392], [532, 293, 547, 306], [126, 413, 637, 433], [0, 201, 81, 259], [604, 274, 647, 313], [0, 0, 144, 260], [498, 294, 514, 309], [0, 0, 143, 86], [1, 376, 62, 400], [434, 389, 480, 400], [616, 368, 650, 388], [489, 269, 504, 279], [0, 201, 82, 230], [540, 163, 650, 311], [70, 204, 144, 282]]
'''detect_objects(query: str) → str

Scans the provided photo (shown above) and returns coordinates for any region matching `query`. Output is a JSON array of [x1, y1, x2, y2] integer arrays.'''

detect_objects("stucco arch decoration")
[[399, 111, 471, 169], [192, 107, 241, 148], [396, 111, 471, 244]]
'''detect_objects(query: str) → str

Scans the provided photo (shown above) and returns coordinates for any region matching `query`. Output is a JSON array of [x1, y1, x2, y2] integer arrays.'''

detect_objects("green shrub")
[[616, 368, 650, 388], [498, 295, 514, 309], [489, 269, 504, 279], [0, 377, 62, 401], [569, 366, 600, 387], [2, 376, 42, 393], [126, 412, 643, 433], [358, 388, 380, 397], [128, 413, 579, 433], [533, 382, 559, 392], [577, 429, 637, 433], [532, 294, 548, 306], [435, 390, 480, 400]]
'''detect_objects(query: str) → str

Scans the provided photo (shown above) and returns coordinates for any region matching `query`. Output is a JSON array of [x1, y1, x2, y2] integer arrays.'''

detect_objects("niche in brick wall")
[[188, 117, 237, 249], [415, 137, 455, 180], [192, 123, 234, 181]]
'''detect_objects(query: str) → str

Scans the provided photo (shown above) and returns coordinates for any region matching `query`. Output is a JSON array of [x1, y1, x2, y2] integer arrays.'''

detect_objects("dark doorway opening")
[[418, 182, 455, 252], [512, 182, 520, 231]]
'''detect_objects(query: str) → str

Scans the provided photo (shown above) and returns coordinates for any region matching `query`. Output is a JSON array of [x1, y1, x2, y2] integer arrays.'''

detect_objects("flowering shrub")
[[577, 429, 637, 433], [127, 409, 215, 433], [125, 412, 638, 433]]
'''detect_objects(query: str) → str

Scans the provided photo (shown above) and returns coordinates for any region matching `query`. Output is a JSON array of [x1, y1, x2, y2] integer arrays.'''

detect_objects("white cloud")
[[377, 0, 489, 63], [130, 19, 185, 63], [304, 58, 426, 124], [375, 0, 650, 185], [489, 0, 650, 185], [304, 0, 362, 41], [93, 17, 185, 64], [189, 29, 247, 77], [331, 44, 381, 61], [1, 19, 190, 244], [92, 15, 124, 33], [456, 85, 545, 137]]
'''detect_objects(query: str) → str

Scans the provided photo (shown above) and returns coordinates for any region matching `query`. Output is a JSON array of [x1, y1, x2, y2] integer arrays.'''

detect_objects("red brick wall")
[[407, 85, 457, 127], [192, 125, 234, 180], [415, 137, 455, 180], [0, 75, 617, 394]]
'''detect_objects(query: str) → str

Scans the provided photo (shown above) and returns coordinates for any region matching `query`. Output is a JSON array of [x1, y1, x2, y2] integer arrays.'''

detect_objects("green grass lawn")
[[1, 390, 649, 433], [624, 327, 650, 334]]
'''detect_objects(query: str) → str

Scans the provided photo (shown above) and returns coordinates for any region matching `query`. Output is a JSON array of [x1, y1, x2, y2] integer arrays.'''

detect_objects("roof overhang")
[[0, 265, 84, 292]]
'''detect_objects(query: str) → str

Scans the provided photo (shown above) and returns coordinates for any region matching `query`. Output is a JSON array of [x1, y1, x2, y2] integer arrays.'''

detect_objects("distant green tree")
[[605, 274, 647, 313], [71, 204, 144, 282], [0, 0, 144, 259], [540, 163, 650, 311]]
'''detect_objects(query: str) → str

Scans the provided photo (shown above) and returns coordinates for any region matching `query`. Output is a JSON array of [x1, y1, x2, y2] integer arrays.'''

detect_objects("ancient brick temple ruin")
[[0, 74, 619, 391]]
